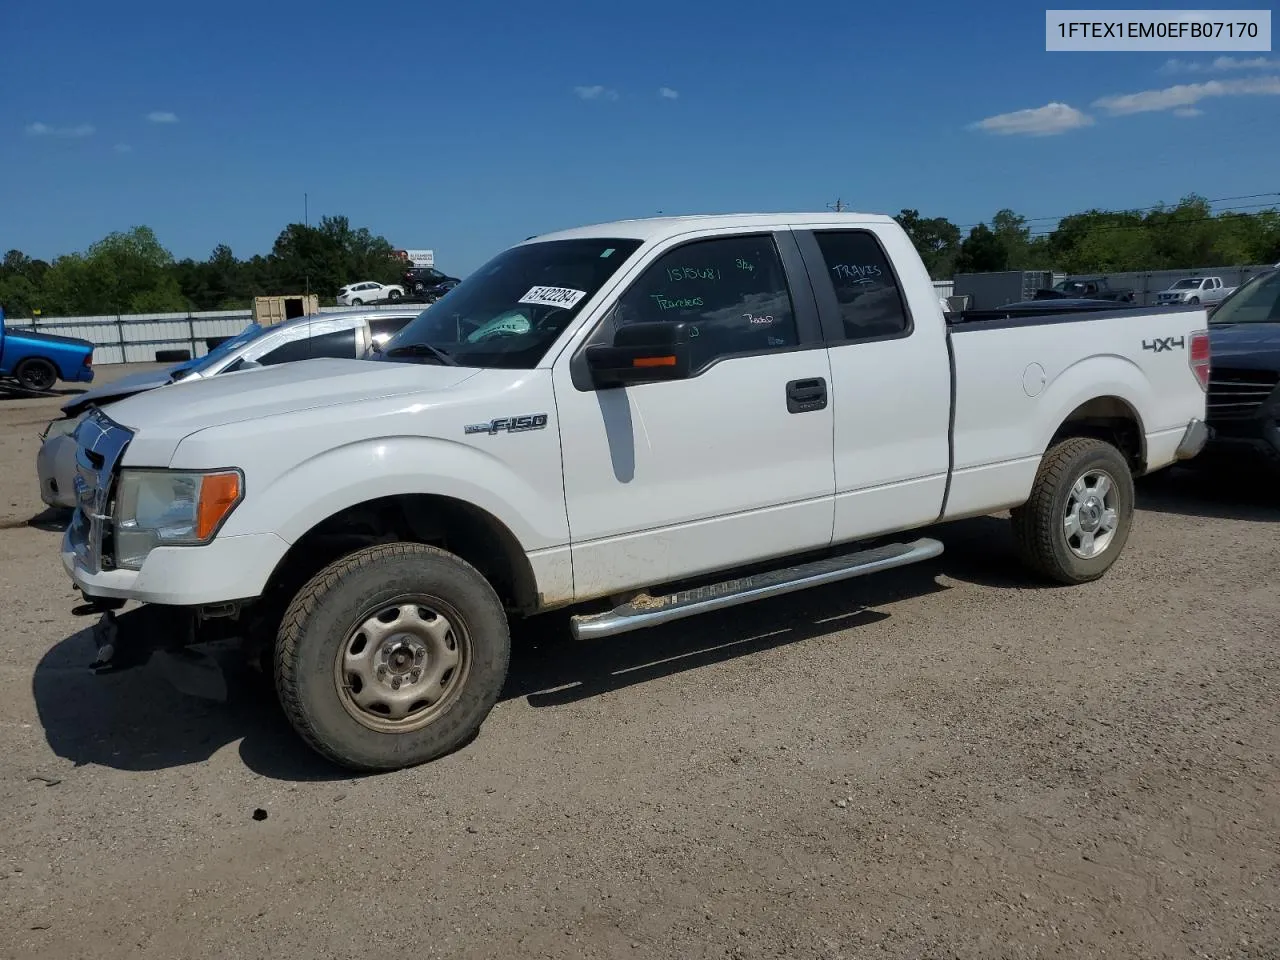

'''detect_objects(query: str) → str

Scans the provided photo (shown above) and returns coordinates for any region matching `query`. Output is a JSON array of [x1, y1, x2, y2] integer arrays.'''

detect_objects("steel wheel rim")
[[1064, 469, 1119, 560], [333, 595, 471, 734]]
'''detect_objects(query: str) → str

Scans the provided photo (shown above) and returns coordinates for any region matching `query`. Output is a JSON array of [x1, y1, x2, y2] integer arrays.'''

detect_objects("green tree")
[[894, 209, 961, 279], [955, 224, 1008, 273]]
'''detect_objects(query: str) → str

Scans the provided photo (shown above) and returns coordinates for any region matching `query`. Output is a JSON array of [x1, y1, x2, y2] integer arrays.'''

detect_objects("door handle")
[[785, 377, 827, 414]]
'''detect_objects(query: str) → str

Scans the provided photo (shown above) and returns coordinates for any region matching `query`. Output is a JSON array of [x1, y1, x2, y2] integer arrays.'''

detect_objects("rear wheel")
[[1011, 437, 1135, 584], [15, 358, 57, 392], [274, 542, 511, 771], [350, 298, 364, 306]]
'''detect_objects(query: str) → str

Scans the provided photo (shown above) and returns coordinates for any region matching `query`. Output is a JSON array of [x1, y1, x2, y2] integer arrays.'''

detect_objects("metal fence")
[[6, 304, 423, 365], [12, 288, 959, 366]]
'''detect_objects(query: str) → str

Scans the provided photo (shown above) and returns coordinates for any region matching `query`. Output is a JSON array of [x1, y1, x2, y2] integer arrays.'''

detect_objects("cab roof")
[[525, 212, 897, 245]]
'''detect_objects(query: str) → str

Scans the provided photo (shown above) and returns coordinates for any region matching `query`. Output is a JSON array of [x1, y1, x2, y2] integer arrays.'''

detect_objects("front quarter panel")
[[168, 368, 569, 552]]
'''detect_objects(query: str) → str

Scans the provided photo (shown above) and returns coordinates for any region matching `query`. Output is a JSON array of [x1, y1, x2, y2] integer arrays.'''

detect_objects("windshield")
[[376, 238, 644, 369], [173, 323, 267, 379], [1171, 279, 1201, 289], [1209, 269, 1280, 325]]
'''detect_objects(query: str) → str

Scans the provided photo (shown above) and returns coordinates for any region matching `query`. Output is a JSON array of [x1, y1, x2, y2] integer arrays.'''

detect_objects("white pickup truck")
[[61, 213, 1211, 771], [1155, 276, 1236, 307]]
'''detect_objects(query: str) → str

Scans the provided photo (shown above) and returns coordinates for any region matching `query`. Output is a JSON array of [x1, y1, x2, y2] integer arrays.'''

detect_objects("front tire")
[[1189, 296, 1200, 305], [274, 542, 511, 771], [387, 289, 401, 300], [1010, 437, 1135, 585], [15, 358, 57, 392]]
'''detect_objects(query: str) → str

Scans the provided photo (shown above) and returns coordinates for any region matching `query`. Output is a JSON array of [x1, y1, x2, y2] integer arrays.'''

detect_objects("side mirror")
[[238, 359, 263, 372], [584, 321, 692, 388]]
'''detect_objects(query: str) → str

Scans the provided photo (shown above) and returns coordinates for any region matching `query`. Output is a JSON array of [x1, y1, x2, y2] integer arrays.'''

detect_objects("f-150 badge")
[[464, 414, 549, 436]]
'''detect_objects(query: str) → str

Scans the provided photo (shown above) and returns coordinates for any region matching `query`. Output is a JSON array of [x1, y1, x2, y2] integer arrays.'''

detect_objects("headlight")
[[114, 469, 244, 570]]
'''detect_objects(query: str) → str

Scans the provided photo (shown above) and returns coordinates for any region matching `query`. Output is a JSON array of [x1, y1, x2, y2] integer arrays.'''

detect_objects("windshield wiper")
[[385, 343, 459, 366]]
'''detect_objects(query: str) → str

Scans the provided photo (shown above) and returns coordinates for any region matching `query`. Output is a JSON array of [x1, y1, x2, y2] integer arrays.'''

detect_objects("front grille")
[[67, 409, 133, 573], [1206, 368, 1280, 422]]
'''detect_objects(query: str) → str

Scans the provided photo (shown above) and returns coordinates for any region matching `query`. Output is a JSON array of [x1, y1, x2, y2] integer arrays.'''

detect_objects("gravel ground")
[[0, 366, 1277, 960]]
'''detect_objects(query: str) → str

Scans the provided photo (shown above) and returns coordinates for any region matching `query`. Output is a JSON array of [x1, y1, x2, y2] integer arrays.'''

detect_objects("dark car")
[[1032, 277, 1136, 303], [402, 266, 460, 301], [1202, 266, 1280, 468]]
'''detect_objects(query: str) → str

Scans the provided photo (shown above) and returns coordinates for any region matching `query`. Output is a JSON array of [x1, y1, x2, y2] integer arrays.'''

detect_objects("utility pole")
[[304, 192, 310, 297], [827, 197, 848, 213]]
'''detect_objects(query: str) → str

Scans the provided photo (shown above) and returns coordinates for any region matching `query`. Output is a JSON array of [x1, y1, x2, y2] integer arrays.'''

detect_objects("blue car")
[[0, 306, 95, 392]]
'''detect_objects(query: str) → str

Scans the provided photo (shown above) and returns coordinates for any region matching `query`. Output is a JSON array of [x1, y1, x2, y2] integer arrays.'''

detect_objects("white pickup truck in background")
[[1155, 276, 1236, 307], [61, 212, 1211, 771]]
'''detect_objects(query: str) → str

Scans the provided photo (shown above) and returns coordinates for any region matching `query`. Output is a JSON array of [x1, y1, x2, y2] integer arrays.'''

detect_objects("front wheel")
[[274, 542, 511, 771], [1189, 296, 1200, 305], [387, 289, 401, 300], [1010, 437, 1135, 585]]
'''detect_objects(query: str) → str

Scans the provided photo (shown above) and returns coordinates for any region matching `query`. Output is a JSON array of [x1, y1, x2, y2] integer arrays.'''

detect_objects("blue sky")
[[2, 0, 1277, 274]]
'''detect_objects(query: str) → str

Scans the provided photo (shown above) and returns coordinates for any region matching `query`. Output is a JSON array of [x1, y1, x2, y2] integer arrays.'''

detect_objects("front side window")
[[812, 230, 910, 340], [609, 234, 798, 371], [255, 333, 313, 366], [308, 327, 358, 359], [378, 237, 643, 369]]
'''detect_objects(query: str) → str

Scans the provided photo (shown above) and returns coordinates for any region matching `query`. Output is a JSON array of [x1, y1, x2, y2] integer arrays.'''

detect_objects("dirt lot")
[[0, 366, 1277, 960]]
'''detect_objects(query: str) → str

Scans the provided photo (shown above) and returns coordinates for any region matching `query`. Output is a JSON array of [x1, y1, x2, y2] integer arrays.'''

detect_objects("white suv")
[[337, 281, 404, 305]]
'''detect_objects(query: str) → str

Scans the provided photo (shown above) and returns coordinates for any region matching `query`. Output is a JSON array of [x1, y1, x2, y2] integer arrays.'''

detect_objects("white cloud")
[[573, 85, 618, 101], [968, 102, 1094, 136], [147, 111, 178, 123], [1173, 107, 1203, 118], [25, 121, 95, 137], [1161, 56, 1279, 74], [114, 143, 133, 153], [1093, 75, 1280, 115], [658, 86, 679, 99]]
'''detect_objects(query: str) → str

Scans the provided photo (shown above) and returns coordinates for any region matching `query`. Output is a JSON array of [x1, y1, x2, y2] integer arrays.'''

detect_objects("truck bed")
[[942, 302, 1208, 521]]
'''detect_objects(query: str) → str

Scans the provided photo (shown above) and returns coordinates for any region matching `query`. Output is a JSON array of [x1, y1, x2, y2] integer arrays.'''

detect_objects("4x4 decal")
[[1142, 336, 1186, 353]]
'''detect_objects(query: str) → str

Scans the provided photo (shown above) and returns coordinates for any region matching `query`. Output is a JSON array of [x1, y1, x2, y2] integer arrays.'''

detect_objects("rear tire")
[[274, 542, 511, 771], [350, 298, 363, 306], [15, 358, 57, 392], [1010, 437, 1135, 585]]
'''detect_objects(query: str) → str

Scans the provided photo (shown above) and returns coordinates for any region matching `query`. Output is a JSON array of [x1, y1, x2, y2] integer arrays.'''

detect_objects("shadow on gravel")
[[503, 560, 955, 708], [1136, 464, 1279, 522], [28, 512, 1096, 777], [31, 623, 347, 782], [0, 383, 87, 402], [24, 507, 71, 532]]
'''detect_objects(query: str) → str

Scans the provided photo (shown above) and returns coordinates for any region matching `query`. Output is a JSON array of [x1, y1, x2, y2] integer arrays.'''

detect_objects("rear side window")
[[611, 234, 798, 371], [812, 230, 910, 341], [370, 316, 412, 340]]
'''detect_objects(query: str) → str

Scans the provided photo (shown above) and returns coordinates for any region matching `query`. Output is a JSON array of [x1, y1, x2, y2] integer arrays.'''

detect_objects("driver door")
[[551, 229, 836, 601]]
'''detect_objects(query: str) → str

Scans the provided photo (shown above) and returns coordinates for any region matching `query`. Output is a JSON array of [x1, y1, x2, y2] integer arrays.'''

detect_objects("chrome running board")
[[570, 538, 944, 640]]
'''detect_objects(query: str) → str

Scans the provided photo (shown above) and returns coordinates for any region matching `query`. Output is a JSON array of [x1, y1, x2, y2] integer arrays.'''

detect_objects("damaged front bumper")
[[78, 599, 247, 701]]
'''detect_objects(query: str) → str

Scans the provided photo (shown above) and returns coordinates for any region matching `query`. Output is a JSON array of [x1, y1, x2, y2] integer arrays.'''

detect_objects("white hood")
[[106, 358, 481, 465]]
